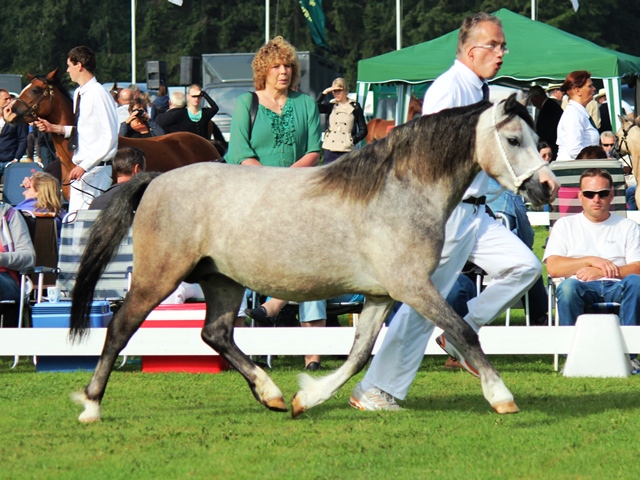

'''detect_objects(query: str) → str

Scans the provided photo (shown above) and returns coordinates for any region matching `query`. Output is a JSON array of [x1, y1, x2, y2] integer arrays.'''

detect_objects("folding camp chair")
[[547, 159, 627, 370]]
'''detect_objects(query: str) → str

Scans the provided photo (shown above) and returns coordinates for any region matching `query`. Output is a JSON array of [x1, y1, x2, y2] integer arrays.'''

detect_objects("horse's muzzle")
[[519, 169, 559, 207]]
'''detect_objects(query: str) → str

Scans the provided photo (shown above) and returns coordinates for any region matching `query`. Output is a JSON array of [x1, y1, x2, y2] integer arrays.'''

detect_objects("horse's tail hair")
[[69, 172, 162, 340]]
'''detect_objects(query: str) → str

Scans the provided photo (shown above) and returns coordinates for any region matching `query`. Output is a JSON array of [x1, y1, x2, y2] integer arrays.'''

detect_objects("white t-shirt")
[[543, 213, 640, 280], [422, 59, 488, 198]]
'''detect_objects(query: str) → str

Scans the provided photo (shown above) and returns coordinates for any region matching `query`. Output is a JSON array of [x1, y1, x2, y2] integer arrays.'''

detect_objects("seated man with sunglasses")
[[544, 168, 640, 329]]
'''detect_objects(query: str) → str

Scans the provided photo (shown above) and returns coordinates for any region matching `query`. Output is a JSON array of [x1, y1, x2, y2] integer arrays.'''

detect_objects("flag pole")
[[131, 0, 136, 84], [396, 0, 402, 50], [265, 0, 270, 44], [531, 0, 537, 21]]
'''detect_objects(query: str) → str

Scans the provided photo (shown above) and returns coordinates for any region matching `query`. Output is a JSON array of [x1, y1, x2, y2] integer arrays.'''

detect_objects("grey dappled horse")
[[69, 95, 559, 422]]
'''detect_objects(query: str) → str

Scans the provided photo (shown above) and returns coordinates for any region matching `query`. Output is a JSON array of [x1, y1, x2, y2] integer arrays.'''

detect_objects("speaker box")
[[146, 60, 167, 90], [180, 56, 201, 86]]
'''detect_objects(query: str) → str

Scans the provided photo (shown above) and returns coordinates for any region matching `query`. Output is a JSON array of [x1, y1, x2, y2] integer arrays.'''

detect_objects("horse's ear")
[[619, 114, 633, 128], [27, 73, 34, 81], [46, 68, 58, 81], [501, 93, 519, 113]]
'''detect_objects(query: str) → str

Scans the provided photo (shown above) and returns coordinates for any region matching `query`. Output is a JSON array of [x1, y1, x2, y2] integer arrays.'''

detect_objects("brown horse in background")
[[365, 95, 423, 144], [7, 69, 220, 200]]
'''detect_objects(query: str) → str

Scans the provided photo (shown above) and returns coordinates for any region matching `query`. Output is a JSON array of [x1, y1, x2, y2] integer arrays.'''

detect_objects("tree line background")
[[2, 0, 640, 90]]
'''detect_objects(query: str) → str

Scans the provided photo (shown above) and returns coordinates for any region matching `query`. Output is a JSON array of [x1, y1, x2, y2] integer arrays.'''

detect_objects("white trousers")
[[68, 165, 112, 213], [363, 203, 541, 400]]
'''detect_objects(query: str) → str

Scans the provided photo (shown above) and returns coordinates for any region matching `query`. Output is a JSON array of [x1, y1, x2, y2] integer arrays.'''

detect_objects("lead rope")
[[491, 103, 546, 189]]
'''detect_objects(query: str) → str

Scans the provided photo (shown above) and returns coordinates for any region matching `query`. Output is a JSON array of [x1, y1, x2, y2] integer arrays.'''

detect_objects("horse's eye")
[[32, 87, 41, 94], [507, 137, 520, 147]]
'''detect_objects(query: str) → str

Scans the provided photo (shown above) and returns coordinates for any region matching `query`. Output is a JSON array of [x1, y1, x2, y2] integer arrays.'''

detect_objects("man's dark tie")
[[68, 93, 81, 153], [482, 83, 490, 101]]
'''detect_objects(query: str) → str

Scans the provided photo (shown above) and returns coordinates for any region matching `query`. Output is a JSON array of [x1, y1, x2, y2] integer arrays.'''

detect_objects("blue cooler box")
[[32, 301, 112, 372]]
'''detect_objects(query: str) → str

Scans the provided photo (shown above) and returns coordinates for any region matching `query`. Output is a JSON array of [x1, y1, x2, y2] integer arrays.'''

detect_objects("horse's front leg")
[[291, 296, 394, 418], [199, 277, 287, 412], [407, 282, 519, 414]]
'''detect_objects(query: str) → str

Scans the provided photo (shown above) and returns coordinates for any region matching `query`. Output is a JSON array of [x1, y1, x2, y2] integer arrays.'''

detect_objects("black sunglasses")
[[602, 143, 615, 147], [581, 189, 611, 199]]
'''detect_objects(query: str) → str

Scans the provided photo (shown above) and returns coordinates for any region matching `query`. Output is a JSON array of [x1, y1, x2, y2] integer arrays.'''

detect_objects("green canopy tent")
[[357, 8, 640, 132]]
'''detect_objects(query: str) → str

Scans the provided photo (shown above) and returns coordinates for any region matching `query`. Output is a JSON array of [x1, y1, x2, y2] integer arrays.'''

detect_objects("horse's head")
[[6, 69, 59, 124], [613, 114, 639, 158], [476, 94, 558, 207]]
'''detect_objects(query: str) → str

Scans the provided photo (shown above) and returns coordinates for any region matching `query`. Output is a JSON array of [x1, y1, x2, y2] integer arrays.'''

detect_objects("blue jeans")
[[445, 274, 477, 317], [0, 272, 20, 302], [626, 185, 637, 210], [555, 275, 640, 326]]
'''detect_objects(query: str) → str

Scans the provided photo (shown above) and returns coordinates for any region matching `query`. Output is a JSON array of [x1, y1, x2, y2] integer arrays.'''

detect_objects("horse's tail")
[[69, 172, 162, 340]]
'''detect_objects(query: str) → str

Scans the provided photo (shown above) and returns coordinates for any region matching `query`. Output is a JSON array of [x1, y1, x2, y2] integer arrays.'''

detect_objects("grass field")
[[1, 353, 639, 479], [2, 227, 638, 479]]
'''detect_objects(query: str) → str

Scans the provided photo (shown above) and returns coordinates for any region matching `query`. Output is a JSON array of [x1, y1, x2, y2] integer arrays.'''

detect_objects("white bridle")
[[491, 103, 546, 189]]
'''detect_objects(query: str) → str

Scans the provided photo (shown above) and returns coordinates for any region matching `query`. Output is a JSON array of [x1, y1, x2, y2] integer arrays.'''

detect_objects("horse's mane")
[[313, 95, 533, 204], [36, 73, 73, 107]]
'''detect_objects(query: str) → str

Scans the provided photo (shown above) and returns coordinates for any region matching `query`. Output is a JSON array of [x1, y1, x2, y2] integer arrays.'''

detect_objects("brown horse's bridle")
[[13, 79, 55, 122]]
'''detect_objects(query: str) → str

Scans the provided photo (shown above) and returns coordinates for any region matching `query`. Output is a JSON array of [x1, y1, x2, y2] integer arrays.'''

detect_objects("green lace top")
[[225, 90, 322, 167]]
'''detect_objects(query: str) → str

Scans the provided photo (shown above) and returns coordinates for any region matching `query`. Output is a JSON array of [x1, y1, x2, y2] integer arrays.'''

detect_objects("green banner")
[[299, 0, 329, 50]]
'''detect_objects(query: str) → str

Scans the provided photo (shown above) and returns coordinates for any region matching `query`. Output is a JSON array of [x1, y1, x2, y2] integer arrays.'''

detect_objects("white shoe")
[[435, 333, 480, 378], [349, 382, 401, 411]]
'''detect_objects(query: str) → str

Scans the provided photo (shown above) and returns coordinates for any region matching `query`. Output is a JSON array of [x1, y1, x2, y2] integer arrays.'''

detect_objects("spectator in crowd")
[[168, 91, 186, 109], [119, 98, 165, 138], [528, 85, 563, 160], [16, 171, 64, 235], [576, 145, 607, 160], [0, 89, 28, 176], [349, 13, 549, 411], [546, 84, 564, 104], [226, 36, 325, 370], [155, 84, 227, 153], [556, 71, 599, 161], [544, 168, 640, 368], [600, 131, 616, 158], [0, 201, 36, 306], [89, 147, 146, 210], [316, 77, 367, 164], [26, 123, 55, 167], [595, 89, 612, 133], [115, 88, 133, 126], [127, 84, 141, 100], [538, 141, 553, 162], [151, 85, 169, 119], [35, 46, 118, 213]]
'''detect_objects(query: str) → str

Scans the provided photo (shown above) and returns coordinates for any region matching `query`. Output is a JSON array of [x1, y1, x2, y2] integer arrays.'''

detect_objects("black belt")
[[99, 160, 113, 166], [462, 196, 486, 206]]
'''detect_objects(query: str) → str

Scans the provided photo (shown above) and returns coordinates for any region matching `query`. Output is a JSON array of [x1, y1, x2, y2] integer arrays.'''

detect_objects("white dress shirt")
[[63, 77, 118, 172], [422, 60, 488, 198], [556, 99, 600, 161]]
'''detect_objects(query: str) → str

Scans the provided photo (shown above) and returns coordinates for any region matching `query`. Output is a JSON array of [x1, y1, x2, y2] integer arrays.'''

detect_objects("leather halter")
[[13, 80, 54, 122]]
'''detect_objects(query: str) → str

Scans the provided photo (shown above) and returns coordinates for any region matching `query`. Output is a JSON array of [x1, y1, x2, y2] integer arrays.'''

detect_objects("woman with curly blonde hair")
[[225, 37, 326, 370], [225, 36, 321, 168]]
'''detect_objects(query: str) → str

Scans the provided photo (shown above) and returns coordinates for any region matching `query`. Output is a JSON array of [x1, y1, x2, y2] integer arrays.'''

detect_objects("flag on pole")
[[168, 0, 183, 6], [298, 0, 330, 50], [570, 0, 579, 11]]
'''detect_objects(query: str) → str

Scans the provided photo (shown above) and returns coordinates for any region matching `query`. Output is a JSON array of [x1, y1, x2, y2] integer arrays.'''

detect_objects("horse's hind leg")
[[291, 296, 394, 418], [199, 276, 286, 412], [72, 270, 184, 422], [408, 285, 518, 414]]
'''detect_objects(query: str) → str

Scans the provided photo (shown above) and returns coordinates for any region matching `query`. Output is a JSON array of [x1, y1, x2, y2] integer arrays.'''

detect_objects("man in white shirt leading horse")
[[36, 46, 118, 212], [349, 12, 546, 411]]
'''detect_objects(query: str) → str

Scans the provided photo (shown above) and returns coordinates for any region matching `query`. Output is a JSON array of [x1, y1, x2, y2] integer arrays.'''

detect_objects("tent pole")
[[396, 0, 402, 50], [531, 0, 537, 21]]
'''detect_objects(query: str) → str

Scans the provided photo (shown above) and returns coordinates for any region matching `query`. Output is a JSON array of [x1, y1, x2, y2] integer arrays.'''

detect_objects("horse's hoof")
[[492, 401, 520, 414], [71, 391, 102, 423], [291, 393, 307, 419], [265, 396, 287, 412]]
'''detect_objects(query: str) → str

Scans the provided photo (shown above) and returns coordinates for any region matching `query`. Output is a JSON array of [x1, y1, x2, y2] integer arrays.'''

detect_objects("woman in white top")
[[556, 70, 599, 160]]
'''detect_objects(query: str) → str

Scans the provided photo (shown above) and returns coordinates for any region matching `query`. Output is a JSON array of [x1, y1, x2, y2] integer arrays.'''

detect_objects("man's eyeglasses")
[[471, 44, 509, 54], [581, 189, 611, 199], [602, 143, 615, 147]]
